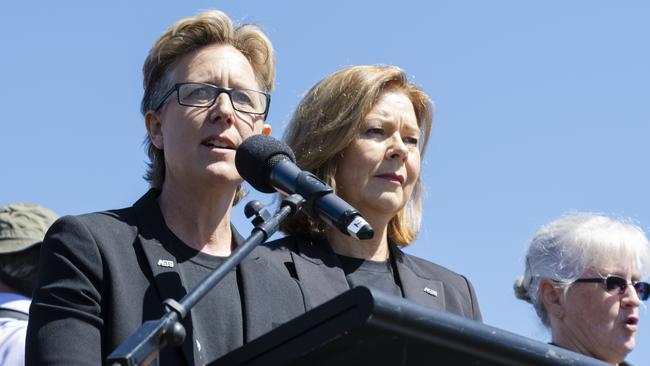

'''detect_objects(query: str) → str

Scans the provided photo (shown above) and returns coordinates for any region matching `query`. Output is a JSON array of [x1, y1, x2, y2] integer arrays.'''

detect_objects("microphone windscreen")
[[235, 135, 296, 193]]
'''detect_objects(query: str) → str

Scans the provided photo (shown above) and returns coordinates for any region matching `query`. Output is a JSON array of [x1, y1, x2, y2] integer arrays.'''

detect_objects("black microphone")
[[236, 135, 374, 240]]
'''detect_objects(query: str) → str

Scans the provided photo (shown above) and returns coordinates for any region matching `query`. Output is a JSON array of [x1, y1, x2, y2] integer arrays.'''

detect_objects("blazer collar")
[[291, 236, 447, 311], [390, 245, 446, 310], [237, 245, 274, 341], [133, 189, 195, 366], [292, 237, 350, 310], [133, 189, 187, 302]]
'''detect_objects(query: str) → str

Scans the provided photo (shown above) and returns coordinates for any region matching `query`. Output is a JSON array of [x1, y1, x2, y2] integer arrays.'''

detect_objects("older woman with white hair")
[[514, 213, 650, 366]]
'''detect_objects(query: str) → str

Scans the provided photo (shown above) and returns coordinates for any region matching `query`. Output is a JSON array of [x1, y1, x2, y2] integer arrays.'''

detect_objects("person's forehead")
[[172, 44, 258, 86], [586, 262, 640, 278], [365, 93, 421, 131]]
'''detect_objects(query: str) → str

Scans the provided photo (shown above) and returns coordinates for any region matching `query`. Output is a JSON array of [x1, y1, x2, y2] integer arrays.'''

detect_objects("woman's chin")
[[173, 169, 242, 192], [605, 338, 635, 364], [203, 166, 242, 183], [620, 337, 636, 355], [368, 196, 407, 215]]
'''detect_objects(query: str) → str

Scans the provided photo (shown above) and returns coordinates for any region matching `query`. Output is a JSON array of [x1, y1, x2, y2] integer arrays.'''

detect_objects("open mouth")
[[625, 317, 638, 326], [202, 139, 235, 150]]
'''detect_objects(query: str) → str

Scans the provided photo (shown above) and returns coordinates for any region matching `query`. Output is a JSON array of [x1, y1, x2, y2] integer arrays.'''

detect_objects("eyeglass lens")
[[605, 276, 650, 300], [179, 83, 265, 113]]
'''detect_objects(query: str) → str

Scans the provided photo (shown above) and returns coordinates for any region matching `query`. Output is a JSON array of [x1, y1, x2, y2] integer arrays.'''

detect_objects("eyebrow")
[[405, 125, 422, 135], [605, 271, 642, 281], [363, 117, 421, 132]]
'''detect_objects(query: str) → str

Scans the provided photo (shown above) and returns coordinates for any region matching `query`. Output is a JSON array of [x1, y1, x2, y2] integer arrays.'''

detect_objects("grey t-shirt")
[[336, 254, 403, 297]]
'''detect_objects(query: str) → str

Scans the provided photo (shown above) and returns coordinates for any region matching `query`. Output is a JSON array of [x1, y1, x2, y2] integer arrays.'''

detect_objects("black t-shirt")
[[336, 254, 403, 297], [168, 238, 243, 365]]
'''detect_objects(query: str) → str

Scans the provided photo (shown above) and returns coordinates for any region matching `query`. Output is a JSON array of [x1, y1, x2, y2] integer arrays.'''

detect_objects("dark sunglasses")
[[573, 275, 650, 301]]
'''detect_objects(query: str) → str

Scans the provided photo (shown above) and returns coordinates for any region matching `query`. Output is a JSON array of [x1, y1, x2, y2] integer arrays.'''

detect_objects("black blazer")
[[264, 236, 482, 321], [26, 190, 306, 366]]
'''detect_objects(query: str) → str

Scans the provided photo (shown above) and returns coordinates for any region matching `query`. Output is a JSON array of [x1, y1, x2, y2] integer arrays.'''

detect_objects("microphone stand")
[[106, 194, 305, 366]]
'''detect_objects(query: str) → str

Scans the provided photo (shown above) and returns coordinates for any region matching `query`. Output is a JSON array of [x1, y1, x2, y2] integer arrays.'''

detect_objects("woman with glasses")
[[27, 10, 305, 366], [514, 213, 650, 366], [266, 65, 482, 320]]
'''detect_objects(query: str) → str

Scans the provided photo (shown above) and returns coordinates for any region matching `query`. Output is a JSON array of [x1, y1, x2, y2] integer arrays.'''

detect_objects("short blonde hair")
[[141, 10, 275, 203], [281, 65, 433, 245]]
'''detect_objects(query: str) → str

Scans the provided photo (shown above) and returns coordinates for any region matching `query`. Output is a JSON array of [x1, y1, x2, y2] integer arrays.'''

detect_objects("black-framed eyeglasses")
[[154, 82, 270, 118], [572, 275, 650, 301]]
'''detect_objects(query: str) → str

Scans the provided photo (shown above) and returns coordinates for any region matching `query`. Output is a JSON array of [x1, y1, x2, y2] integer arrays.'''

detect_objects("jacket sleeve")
[[26, 215, 105, 366]]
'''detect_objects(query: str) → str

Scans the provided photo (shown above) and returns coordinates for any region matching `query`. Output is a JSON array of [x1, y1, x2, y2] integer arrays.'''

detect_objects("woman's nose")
[[621, 284, 642, 307], [209, 92, 236, 125], [387, 134, 408, 160]]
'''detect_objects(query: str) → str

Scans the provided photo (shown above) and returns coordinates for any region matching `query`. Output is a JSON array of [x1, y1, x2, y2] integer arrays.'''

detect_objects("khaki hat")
[[0, 204, 59, 254]]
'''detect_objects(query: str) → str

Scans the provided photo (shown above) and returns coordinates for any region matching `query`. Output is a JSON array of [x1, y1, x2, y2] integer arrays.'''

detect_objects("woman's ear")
[[145, 111, 164, 149], [540, 279, 565, 320], [262, 124, 271, 136]]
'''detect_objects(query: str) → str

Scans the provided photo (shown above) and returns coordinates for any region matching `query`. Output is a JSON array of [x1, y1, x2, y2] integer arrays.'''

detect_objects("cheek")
[[567, 293, 619, 331], [335, 156, 367, 195], [337, 161, 360, 189], [162, 121, 191, 149], [406, 153, 421, 182], [236, 114, 263, 137], [162, 109, 200, 139]]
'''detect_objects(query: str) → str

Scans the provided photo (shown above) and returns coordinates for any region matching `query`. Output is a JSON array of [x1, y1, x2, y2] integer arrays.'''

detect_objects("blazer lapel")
[[133, 190, 195, 366], [293, 238, 349, 310], [391, 245, 446, 310], [139, 237, 187, 305], [237, 247, 273, 341]]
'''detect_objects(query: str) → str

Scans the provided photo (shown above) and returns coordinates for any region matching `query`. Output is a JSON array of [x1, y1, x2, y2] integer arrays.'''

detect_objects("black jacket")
[[264, 235, 482, 321], [26, 190, 306, 366]]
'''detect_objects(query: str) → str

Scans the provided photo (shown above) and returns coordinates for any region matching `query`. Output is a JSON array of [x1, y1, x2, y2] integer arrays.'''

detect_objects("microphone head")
[[235, 134, 296, 193]]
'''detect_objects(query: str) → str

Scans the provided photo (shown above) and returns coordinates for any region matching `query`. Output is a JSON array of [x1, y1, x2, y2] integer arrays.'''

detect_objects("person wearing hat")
[[0, 204, 58, 366]]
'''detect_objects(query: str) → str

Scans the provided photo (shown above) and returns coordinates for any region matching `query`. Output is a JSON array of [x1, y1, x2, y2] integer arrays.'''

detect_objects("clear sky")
[[2, 1, 648, 363]]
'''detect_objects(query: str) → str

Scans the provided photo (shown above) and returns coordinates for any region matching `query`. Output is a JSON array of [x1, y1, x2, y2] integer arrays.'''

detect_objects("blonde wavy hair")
[[281, 65, 433, 245], [141, 10, 275, 203]]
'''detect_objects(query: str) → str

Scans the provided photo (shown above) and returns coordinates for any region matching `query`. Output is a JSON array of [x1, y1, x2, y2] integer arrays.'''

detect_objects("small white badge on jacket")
[[157, 259, 175, 268], [423, 287, 438, 297]]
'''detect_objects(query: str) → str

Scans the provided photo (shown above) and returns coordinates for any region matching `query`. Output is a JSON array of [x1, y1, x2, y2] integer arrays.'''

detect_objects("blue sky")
[[2, 1, 648, 363]]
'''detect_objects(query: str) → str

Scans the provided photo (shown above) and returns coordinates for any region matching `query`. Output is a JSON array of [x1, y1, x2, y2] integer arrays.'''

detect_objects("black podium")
[[212, 286, 610, 366]]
